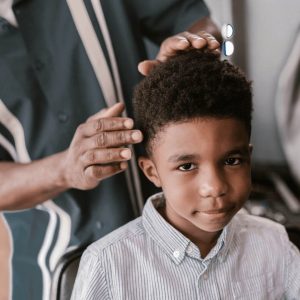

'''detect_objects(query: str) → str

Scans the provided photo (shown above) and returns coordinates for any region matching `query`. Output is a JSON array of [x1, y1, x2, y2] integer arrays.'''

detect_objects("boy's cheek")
[[162, 180, 195, 202]]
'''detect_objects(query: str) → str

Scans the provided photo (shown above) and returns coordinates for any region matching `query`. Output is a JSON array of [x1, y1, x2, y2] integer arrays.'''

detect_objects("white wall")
[[206, 0, 300, 164]]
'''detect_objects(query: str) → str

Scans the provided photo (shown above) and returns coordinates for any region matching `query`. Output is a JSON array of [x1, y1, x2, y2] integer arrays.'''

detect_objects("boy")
[[71, 50, 300, 299]]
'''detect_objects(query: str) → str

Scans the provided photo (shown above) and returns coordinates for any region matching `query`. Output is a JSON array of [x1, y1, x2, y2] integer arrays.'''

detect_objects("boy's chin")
[[194, 216, 234, 233]]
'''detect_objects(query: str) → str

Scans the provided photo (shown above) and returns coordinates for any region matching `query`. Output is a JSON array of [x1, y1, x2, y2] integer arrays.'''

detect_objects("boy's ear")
[[138, 157, 162, 188], [249, 144, 253, 154]]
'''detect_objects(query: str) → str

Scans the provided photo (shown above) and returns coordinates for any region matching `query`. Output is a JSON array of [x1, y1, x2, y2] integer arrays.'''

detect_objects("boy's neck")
[[158, 206, 222, 258], [183, 228, 222, 258]]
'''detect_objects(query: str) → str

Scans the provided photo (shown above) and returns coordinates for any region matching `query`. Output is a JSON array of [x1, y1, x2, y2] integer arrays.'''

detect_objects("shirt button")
[[173, 250, 181, 258], [203, 273, 208, 280], [96, 221, 102, 229], [186, 245, 193, 255]]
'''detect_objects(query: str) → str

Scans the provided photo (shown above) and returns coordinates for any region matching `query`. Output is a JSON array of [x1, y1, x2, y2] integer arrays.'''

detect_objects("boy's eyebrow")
[[167, 146, 250, 163], [167, 154, 200, 163], [224, 146, 250, 156]]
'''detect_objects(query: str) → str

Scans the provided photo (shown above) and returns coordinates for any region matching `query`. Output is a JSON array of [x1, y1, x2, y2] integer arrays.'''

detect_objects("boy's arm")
[[71, 249, 109, 300]]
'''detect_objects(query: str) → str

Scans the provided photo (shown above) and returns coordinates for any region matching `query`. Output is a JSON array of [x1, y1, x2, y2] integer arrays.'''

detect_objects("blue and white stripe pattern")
[[72, 193, 300, 300]]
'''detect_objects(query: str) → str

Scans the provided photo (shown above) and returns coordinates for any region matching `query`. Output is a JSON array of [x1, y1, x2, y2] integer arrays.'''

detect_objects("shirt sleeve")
[[71, 248, 110, 300], [130, 0, 210, 44], [284, 236, 300, 298]]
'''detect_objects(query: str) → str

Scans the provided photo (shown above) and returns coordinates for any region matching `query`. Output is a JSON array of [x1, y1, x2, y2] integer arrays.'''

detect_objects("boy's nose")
[[198, 167, 228, 198]]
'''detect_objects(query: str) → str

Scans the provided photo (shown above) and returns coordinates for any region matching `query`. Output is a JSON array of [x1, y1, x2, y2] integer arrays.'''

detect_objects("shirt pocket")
[[231, 272, 275, 300]]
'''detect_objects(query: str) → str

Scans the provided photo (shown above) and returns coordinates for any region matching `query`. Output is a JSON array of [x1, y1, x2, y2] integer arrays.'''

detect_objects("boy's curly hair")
[[133, 49, 252, 155]]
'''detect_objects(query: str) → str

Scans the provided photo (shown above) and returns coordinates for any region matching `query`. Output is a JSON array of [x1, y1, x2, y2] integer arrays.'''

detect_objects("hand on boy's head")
[[138, 31, 220, 76], [62, 103, 143, 190]]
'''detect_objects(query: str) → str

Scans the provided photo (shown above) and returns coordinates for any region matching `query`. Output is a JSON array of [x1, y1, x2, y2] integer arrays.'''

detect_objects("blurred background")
[[206, 0, 299, 165]]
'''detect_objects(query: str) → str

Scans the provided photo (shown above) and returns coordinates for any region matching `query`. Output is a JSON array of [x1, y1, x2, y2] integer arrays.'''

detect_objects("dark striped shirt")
[[71, 193, 300, 299]]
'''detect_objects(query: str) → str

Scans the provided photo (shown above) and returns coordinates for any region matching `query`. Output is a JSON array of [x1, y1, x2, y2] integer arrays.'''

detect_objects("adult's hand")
[[138, 17, 221, 76], [0, 103, 142, 210], [62, 102, 142, 190]]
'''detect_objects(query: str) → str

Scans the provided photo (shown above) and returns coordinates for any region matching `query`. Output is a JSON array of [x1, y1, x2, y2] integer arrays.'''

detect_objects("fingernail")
[[124, 119, 134, 129], [211, 40, 220, 46], [131, 131, 142, 141], [179, 39, 189, 44], [120, 149, 131, 159], [120, 161, 128, 170]]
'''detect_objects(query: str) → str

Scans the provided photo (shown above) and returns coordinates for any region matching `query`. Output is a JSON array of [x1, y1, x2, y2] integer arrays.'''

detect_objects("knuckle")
[[163, 36, 171, 44], [92, 166, 103, 178], [77, 124, 85, 135], [116, 131, 127, 143], [86, 151, 96, 164], [111, 119, 119, 129], [96, 133, 107, 147], [95, 119, 105, 132], [162, 36, 174, 47], [105, 150, 114, 162]]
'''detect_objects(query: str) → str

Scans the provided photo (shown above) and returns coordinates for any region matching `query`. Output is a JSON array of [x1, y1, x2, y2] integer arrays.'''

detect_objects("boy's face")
[[139, 118, 252, 237]]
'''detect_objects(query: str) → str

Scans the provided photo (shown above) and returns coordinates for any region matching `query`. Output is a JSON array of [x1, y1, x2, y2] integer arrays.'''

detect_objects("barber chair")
[[286, 226, 300, 250], [50, 246, 86, 300], [247, 164, 300, 250]]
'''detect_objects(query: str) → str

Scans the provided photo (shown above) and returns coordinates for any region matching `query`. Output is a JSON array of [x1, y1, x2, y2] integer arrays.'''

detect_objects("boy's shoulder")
[[235, 210, 284, 229], [229, 211, 292, 265], [233, 210, 288, 241], [86, 216, 145, 256]]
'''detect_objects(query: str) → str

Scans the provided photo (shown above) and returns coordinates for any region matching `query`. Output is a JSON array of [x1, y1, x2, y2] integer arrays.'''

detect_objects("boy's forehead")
[[151, 117, 250, 156], [154, 117, 248, 138]]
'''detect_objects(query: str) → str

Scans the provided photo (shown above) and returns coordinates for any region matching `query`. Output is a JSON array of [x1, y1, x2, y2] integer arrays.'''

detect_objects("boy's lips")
[[202, 209, 229, 215], [197, 205, 235, 215]]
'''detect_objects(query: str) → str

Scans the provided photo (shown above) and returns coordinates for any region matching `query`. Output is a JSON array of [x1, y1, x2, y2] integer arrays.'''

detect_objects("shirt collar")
[[142, 192, 235, 265], [217, 208, 247, 263], [143, 193, 190, 264]]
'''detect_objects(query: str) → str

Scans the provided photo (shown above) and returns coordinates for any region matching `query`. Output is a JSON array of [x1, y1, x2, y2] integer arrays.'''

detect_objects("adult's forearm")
[[0, 104, 141, 211], [0, 151, 69, 211]]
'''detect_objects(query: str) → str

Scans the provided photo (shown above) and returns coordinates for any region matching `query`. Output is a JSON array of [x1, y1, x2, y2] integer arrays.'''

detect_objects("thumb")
[[138, 59, 160, 76], [87, 102, 125, 122]]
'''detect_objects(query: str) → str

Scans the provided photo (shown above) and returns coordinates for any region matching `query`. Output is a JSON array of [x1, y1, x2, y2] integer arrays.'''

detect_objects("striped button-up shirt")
[[71, 193, 300, 299]]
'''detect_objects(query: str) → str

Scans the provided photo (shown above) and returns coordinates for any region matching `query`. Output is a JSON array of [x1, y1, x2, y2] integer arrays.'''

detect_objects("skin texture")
[[139, 118, 252, 257]]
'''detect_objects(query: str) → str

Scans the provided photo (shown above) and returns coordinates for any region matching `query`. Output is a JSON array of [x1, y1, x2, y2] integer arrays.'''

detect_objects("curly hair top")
[[133, 49, 252, 155]]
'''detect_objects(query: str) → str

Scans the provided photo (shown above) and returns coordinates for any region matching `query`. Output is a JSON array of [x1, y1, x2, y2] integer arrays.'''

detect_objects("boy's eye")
[[178, 163, 196, 171], [224, 157, 241, 166]]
